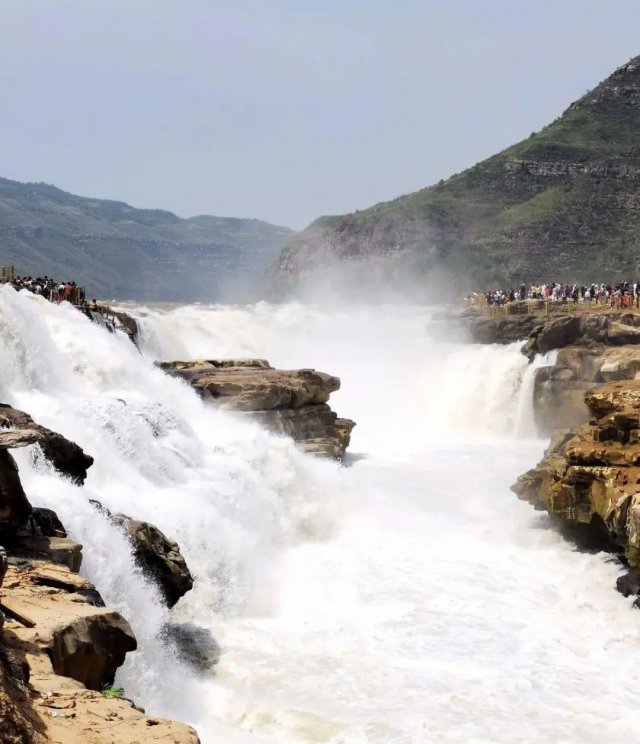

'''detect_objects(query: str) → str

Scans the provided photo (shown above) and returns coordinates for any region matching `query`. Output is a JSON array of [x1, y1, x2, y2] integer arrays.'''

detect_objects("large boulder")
[[48, 610, 136, 689], [112, 515, 194, 608], [89, 500, 193, 608]]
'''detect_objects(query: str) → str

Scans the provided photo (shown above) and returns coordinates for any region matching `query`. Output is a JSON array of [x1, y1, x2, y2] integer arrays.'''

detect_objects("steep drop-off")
[[0, 178, 292, 301], [276, 55, 640, 296]]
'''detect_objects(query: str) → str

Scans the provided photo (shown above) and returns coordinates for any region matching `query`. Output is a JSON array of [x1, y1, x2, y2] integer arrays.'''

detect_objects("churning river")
[[1, 289, 639, 743]]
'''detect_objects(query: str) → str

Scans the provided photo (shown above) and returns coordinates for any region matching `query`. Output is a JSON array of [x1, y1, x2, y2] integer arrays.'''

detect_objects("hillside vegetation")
[[0, 178, 292, 300], [275, 55, 640, 296]]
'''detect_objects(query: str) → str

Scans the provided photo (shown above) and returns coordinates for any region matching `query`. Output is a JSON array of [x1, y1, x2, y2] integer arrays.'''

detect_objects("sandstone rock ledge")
[[159, 359, 356, 459], [513, 380, 640, 602], [0, 552, 199, 743]]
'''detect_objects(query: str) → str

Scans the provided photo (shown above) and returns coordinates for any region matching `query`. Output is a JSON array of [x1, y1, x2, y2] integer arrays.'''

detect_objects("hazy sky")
[[1, 1, 640, 228]]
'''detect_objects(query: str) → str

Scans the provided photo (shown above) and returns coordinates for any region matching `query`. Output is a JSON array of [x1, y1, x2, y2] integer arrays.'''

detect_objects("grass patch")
[[100, 684, 125, 699]]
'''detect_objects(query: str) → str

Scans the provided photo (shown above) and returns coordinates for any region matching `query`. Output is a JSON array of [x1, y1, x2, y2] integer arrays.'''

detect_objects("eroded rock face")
[[159, 359, 356, 460], [513, 380, 640, 570]]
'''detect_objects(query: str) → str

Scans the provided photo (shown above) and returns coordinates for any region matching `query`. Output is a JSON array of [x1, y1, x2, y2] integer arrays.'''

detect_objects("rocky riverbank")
[[0, 405, 199, 743], [512, 380, 640, 606], [158, 359, 355, 460]]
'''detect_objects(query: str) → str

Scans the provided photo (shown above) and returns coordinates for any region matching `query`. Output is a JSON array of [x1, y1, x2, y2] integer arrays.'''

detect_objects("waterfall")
[[514, 350, 558, 438], [3, 288, 640, 743]]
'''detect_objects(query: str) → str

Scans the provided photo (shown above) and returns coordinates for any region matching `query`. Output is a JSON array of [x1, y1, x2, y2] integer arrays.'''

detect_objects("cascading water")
[[2, 288, 640, 743]]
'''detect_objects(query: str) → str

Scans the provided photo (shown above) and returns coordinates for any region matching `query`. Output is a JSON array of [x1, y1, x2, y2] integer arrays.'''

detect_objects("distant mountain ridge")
[[0, 177, 293, 300], [274, 54, 640, 298]]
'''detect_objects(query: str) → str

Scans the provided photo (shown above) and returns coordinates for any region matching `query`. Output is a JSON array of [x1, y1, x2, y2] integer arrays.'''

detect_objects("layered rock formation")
[[0, 405, 200, 743], [274, 54, 640, 297], [513, 380, 640, 602], [159, 359, 355, 459]]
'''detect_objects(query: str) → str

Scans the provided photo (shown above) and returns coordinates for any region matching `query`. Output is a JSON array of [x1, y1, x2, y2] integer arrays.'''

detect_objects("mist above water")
[[1, 288, 638, 743]]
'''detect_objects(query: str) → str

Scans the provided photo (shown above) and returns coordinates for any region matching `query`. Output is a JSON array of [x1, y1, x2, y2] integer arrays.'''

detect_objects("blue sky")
[[1, 1, 640, 228]]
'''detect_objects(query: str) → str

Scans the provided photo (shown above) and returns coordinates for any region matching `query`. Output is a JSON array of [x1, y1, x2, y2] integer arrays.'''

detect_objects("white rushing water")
[[1, 289, 639, 743]]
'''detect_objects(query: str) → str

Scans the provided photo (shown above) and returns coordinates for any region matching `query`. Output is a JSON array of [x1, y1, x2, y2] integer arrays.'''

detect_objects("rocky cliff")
[[275, 55, 640, 297], [513, 380, 640, 606], [0, 177, 293, 302], [0, 404, 199, 743], [158, 359, 355, 460]]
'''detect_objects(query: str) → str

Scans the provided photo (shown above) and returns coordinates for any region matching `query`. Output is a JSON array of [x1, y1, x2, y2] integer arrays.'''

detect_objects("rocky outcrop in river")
[[159, 359, 355, 460]]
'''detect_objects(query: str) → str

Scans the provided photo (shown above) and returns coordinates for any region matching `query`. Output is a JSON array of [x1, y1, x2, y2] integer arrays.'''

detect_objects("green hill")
[[0, 178, 293, 301], [275, 55, 640, 297]]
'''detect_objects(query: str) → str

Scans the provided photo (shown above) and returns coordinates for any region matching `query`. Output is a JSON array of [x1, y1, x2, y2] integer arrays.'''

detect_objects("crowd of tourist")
[[10, 275, 90, 306], [473, 282, 640, 308]]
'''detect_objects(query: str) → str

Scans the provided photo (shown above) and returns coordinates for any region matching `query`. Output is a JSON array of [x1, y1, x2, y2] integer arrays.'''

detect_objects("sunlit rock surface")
[[159, 359, 356, 460], [513, 381, 640, 573]]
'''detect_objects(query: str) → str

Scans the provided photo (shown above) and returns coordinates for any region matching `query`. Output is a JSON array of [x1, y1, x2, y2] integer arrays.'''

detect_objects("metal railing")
[[0, 266, 15, 282], [466, 295, 640, 318]]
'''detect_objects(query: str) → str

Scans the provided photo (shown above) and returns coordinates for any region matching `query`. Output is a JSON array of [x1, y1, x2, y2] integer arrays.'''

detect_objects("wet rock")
[[161, 622, 220, 673], [17, 507, 67, 539], [87, 500, 193, 607], [113, 515, 193, 608], [0, 404, 93, 484], [616, 568, 640, 598], [0, 450, 32, 530]]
